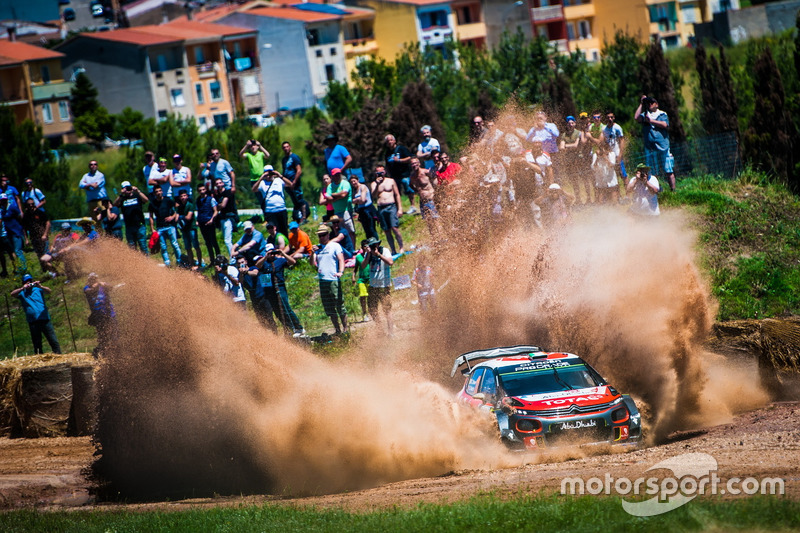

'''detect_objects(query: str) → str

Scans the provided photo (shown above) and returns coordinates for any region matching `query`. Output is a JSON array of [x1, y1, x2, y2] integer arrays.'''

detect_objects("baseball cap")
[[243, 221, 254, 230], [264, 243, 275, 253], [61, 222, 71, 230], [565, 115, 576, 122], [263, 164, 274, 172], [636, 163, 651, 172], [330, 168, 342, 176], [0, 194, 7, 200], [549, 183, 561, 190], [121, 181, 131, 188], [289, 221, 299, 230], [172, 153, 182, 160], [158, 157, 168, 163], [366, 236, 381, 247], [579, 112, 589, 119], [22, 274, 33, 282]]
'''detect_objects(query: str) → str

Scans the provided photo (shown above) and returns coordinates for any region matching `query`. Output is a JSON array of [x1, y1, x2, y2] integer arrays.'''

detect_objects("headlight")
[[611, 407, 628, 422]]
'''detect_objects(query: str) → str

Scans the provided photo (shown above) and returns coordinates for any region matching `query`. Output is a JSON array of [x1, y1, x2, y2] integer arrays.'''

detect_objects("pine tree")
[[387, 81, 447, 154], [70, 72, 115, 142], [716, 46, 740, 136], [541, 71, 576, 121], [70, 72, 100, 118], [694, 43, 717, 134], [639, 41, 687, 142], [743, 47, 794, 187]]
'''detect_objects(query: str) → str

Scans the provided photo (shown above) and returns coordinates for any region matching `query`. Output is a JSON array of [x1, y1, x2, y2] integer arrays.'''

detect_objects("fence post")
[[60, 285, 78, 353], [4, 293, 16, 353]]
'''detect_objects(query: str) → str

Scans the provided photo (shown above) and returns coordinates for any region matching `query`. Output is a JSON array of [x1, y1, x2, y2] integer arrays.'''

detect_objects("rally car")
[[452, 345, 642, 450]]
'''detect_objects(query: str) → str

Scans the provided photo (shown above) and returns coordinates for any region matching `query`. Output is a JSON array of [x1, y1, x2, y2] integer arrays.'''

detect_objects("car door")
[[460, 367, 485, 408]]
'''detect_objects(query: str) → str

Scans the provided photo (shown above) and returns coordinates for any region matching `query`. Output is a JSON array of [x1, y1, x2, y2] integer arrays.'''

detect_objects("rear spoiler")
[[450, 345, 544, 377]]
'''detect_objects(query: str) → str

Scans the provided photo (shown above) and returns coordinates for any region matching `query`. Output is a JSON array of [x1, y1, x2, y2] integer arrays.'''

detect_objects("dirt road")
[[1, 401, 797, 511]]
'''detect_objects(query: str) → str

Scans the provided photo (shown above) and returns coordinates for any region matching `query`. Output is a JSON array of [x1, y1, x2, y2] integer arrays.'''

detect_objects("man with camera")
[[626, 163, 661, 217], [251, 165, 293, 238], [114, 181, 149, 254], [202, 148, 236, 193], [254, 245, 305, 337], [11, 274, 61, 354], [635, 95, 675, 191], [364, 236, 395, 336]]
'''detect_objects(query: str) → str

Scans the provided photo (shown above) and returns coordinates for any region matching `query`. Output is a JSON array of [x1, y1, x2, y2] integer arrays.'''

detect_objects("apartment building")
[[0, 40, 74, 143], [55, 20, 262, 130]]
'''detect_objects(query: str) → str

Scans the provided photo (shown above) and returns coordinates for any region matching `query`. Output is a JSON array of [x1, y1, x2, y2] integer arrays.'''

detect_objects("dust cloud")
[[77, 241, 506, 499]]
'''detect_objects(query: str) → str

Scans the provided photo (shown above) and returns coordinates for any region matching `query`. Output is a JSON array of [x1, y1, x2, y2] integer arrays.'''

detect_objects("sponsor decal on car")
[[559, 419, 598, 430], [518, 386, 608, 403]]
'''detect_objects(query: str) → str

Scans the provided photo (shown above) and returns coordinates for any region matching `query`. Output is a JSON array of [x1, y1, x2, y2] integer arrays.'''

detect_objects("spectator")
[[255, 246, 305, 337], [585, 110, 604, 154], [213, 177, 238, 256], [281, 141, 308, 223], [202, 148, 236, 192], [592, 143, 619, 205], [323, 133, 352, 175], [349, 174, 379, 241], [534, 183, 575, 228], [177, 190, 203, 267], [239, 139, 270, 183], [21, 178, 46, 210], [0, 193, 26, 272], [93, 198, 123, 240], [148, 157, 172, 197], [559, 116, 589, 204], [627, 163, 661, 217], [39, 223, 79, 279], [526, 110, 560, 156], [324, 168, 356, 245], [252, 165, 292, 238], [265, 222, 290, 254], [21, 198, 50, 273], [0, 175, 22, 212], [148, 184, 183, 267], [328, 215, 355, 262], [416, 125, 440, 170], [384, 134, 415, 214], [287, 221, 312, 259], [364, 236, 394, 336], [635, 95, 675, 191], [213, 255, 245, 308], [471, 115, 487, 144], [196, 183, 219, 263], [10, 274, 61, 354], [232, 220, 267, 264], [435, 152, 462, 187], [114, 181, 149, 254], [170, 154, 193, 198], [79, 160, 108, 211], [318, 174, 334, 222], [142, 151, 156, 191], [409, 157, 439, 236], [370, 166, 404, 255], [83, 272, 117, 357], [0, 215, 17, 277], [352, 239, 370, 322], [311, 224, 348, 334], [411, 253, 436, 313], [238, 254, 277, 331], [603, 111, 626, 182]]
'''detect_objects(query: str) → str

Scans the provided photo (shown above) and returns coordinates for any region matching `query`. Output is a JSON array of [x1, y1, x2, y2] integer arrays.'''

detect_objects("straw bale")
[[760, 318, 800, 374], [0, 353, 94, 437]]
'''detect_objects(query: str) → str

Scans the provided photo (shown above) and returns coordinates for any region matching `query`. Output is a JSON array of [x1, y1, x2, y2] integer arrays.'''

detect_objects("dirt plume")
[[76, 240, 506, 499]]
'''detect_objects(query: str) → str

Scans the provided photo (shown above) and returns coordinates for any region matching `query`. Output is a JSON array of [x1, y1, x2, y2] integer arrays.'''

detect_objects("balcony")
[[195, 62, 219, 79], [344, 38, 379, 56], [563, 2, 594, 20], [31, 81, 73, 102], [550, 39, 569, 52], [531, 4, 564, 23], [457, 21, 487, 41]]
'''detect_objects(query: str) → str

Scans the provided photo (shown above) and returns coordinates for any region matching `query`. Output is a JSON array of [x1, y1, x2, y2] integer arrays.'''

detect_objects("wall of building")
[[58, 38, 156, 118], [482, 0, 533, 49], [220, 13, 315, 113], [307, 21, 347, 102], [361, 0, 419, 62]]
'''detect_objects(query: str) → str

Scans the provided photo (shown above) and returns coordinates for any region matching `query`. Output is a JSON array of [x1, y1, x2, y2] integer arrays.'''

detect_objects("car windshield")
[[498, 363, 601, 397]]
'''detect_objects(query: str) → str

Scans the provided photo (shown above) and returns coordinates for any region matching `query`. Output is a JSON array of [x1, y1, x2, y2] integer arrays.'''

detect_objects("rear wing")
[[450, 345, 544, 377]]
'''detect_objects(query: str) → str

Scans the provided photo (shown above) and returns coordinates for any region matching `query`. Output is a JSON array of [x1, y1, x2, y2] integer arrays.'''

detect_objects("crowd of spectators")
[[3, 95, 674, 351]]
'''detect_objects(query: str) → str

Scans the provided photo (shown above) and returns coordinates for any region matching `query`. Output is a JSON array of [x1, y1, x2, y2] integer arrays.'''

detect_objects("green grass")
[[1, 493, 798, 532]]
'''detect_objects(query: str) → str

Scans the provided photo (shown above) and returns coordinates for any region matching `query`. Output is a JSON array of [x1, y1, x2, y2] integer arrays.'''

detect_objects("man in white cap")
[[232, 220, 267, 263], [534, 183, 574, 228]]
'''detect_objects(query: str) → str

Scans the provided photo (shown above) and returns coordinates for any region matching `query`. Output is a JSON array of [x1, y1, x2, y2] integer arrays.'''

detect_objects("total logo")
[[540, 395, 604, 406]]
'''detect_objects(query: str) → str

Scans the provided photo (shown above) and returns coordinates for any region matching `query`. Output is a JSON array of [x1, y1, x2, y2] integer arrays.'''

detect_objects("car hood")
[[512, 386, 619, 410]]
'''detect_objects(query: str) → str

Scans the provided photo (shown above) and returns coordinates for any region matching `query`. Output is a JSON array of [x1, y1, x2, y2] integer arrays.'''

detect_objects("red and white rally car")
[[452, 345, 642, 450]]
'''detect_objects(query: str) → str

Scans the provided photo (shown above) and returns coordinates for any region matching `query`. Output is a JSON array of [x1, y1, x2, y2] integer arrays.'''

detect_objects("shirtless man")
[[370, 165, 404, 255], [409, 157, 439, 235]]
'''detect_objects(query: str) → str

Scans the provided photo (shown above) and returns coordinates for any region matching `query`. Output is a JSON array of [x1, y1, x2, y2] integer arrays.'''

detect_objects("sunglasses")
[[592, 115, 601, 119]]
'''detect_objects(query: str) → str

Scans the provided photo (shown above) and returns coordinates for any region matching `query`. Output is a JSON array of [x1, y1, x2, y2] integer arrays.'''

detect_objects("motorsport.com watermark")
[[560, 453, 785, 517]]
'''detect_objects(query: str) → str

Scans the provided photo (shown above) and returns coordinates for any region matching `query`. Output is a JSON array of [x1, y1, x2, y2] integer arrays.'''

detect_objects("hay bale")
[[15, 363, 74, 437], [760, 318, 800, 375], [0, 353, 94, 438], [70, 364, 97, 436]]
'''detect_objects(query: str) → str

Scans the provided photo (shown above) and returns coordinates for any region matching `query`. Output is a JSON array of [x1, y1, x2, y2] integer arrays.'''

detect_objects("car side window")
[[465, 368, 485, 396], [479, 371, 497, 397]]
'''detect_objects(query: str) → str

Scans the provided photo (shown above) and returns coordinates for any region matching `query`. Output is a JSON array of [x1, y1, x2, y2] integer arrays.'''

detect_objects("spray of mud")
[[412, 106, 770, 442], [77, 241, 507, 499]]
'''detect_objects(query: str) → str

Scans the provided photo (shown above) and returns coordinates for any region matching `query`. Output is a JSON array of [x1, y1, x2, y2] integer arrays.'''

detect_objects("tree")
[[695, 44, 739, 137], [639, 41, 686, 142], [70, 72, 100, 118], [743, 47, 794, 189], [322, 80, 362, 121], [113, 107, 151, 140], [70, 72, 115, 142], [541, 70, 577, 120], [387, 81, 447, 154]]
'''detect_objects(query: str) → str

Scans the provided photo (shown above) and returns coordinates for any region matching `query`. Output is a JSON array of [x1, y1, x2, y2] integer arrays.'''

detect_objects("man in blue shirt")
[[323, 134, 352, 175], [232, 220, 267, 263], [11, 274, 61, 354], [83, 272, 117, 357], [282, 141, 309, 222], [201, 148, 236, 192], [0, 193, 26, 272], [78, 160, 108, 211]]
